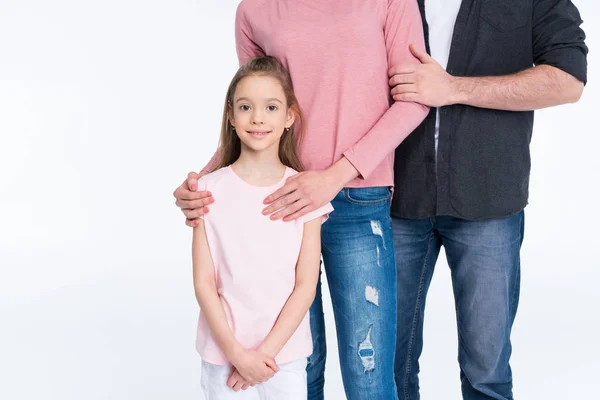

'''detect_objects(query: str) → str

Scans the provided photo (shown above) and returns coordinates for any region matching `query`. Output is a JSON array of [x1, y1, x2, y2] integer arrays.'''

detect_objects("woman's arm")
[[340, 0, 429, 180], [201, 151, 221, 174], [262, 0, 429, 221], [194, 2, 264, 176], [193, 221, 278, 382], [257, 218, 322, 358], [235, 1, 266, 65], [200, 5, 265, 175], [174, 3, 266, 226]]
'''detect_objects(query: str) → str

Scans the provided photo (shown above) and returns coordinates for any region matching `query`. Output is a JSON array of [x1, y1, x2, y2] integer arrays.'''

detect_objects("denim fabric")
[[392, 212, 524, 400], [307, 187, 398, 400]]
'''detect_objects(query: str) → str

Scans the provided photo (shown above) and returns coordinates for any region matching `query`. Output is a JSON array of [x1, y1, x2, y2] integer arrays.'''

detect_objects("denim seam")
[[510, 212, 525, 323], [343, 188, 392, 206], [403, 230, 436, 400]]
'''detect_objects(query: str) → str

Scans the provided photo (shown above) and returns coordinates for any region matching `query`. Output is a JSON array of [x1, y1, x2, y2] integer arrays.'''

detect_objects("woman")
[[175, 1, 428, 398]]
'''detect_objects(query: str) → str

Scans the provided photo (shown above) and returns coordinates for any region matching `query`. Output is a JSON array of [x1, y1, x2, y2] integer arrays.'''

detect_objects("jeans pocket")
[[480, 0, 530, 31], [343, 186, 391, 206]]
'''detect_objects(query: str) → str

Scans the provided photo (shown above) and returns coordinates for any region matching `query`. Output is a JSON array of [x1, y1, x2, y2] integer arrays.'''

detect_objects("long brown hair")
[[211, 56, 305, 172]]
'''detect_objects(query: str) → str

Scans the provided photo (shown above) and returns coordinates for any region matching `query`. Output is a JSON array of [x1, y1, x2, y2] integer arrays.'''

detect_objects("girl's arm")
[[256, 218, 322, 358], [193, 221, 278, 382], [193, 221, 241, 359]]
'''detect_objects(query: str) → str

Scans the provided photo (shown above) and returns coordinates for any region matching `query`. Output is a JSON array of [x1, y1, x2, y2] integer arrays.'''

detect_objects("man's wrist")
[[448, 75, 462, 105], [449, 76, 471, 106]]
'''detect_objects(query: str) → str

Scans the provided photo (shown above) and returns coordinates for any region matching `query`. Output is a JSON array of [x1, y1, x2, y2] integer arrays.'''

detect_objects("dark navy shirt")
[[392, 0, 588, 220]]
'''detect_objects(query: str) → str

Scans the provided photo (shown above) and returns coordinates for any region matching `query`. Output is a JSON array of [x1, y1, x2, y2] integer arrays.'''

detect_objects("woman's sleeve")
[[342, 0, 430, 180], [200, 3, 267, 173], [235, 2, 265, 66]]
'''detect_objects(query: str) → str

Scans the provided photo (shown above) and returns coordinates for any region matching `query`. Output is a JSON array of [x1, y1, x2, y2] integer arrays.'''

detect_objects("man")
[[175, 1, 587, 399], [388, 1, 587, 399]]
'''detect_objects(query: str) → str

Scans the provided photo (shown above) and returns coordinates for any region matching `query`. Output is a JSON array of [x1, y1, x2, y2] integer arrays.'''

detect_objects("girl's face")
[[230, 75, 295, 155]]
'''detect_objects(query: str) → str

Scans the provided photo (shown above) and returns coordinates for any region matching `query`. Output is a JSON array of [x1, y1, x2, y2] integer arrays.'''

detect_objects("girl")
[[193, 56, 333, 400]]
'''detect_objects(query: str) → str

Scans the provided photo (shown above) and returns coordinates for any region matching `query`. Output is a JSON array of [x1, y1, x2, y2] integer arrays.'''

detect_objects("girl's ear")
[[285, 107, 297, 129], [228, 106, 235, 128]]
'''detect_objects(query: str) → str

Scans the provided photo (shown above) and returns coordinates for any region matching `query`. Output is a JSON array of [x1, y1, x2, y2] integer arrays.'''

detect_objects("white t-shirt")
[[425, 0, 462, 155]]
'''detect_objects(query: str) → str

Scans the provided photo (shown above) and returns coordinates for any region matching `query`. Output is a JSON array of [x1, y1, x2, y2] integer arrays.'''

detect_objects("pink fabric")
[[204, 0, 429, 187], [195, 166, 333, 365]]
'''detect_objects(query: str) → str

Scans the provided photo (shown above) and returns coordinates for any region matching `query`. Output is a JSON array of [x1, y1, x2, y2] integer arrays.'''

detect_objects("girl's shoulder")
[[199, 166, 299, 192], [286, 167, 300, 177], [197, 167, 231, 191]]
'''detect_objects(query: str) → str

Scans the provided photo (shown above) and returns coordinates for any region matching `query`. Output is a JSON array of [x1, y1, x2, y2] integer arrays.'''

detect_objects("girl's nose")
[[251, 111, 265, 124]]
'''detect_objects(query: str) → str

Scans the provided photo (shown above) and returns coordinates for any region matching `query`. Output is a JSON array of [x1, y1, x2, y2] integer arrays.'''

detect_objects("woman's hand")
[[262, 157, 358, 221], [173, 171, 214, 226]]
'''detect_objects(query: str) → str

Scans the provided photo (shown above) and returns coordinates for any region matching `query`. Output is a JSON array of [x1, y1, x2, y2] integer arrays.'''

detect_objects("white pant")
[[201, 358, 307, 400]]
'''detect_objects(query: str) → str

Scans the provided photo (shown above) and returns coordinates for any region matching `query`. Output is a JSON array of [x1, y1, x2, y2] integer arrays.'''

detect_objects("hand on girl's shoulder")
[[297, 201, 334, 225], [282, 169, 334, 225], [194, 167, 230, 193]]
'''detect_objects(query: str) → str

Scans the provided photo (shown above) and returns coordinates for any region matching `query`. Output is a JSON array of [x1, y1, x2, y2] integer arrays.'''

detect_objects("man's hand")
[[389, 44, 457, 107], [227, 368, 254, 392], [229, 349, 279, 385], [173, 171, 214, 227]]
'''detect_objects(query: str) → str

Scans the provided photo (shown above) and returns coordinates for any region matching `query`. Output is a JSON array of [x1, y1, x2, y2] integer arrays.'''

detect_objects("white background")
[[0, 1, 598, 399]]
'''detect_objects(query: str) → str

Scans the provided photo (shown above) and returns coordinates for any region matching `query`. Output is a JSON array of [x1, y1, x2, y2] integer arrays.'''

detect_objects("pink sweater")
[[204, 0, 429, 188]]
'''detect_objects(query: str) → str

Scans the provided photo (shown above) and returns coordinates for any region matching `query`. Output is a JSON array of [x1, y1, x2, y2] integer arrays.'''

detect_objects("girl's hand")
[[173, 171, 214, 226], [227, 368, 254, 392], [230, 349, 279, 384]]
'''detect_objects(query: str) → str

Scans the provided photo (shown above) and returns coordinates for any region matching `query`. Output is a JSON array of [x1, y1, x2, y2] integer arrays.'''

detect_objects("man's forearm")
[[451, 65, 584, 111]]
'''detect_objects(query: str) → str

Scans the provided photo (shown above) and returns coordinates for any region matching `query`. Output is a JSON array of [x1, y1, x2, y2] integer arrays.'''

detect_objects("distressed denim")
[[307, 187, 398, 400]]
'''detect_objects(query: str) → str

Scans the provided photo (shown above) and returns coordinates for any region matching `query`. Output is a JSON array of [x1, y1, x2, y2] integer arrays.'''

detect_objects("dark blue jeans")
[[392, 212, 524, 400], [307, 187, 398, 400]]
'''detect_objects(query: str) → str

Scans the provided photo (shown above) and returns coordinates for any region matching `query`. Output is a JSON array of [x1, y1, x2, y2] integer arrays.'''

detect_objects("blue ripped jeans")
[[307, 187, 398, 400]]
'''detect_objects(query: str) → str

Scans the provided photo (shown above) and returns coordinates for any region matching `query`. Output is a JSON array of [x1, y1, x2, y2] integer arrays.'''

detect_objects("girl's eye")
[[267, 105, 278, 111], [239, 105, 250, 111]]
